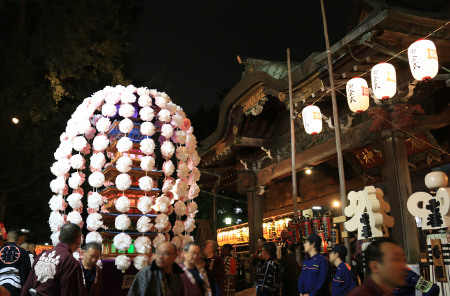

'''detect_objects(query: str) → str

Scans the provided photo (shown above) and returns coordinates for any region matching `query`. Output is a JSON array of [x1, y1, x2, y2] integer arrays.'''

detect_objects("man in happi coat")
[[203, 240, 226, 295], [221, 244, 236, 296], [256, 242, 280, 296], [20, 223, 86, 296], [79, 242, 103, 296], [0, 228, 31, 296], [179, 242, 211, 296]]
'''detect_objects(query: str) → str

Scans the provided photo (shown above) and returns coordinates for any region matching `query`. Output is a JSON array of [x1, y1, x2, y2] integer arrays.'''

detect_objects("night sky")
[[131, 0, 355, 114]]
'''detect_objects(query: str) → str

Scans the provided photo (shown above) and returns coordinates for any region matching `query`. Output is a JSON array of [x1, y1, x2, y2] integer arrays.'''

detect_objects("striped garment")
[[256, 259, 280, 296]]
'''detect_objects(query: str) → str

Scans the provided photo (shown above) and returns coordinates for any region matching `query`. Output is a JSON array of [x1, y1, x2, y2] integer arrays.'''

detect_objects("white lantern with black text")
[[408, 39, 439, 81], [371, 63, 396, 100], [346, 77, 369, 113], [302, 105, 322, 135]]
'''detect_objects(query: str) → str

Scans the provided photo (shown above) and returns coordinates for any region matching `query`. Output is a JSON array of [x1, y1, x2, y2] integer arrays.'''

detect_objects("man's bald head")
[[157, 241, 177, 254], [155, 241, 178, 272]]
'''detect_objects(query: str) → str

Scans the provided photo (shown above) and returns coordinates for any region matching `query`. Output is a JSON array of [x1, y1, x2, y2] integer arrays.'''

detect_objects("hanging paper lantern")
[[371, 63, 396, 100], [346, 77, 369, 113], [408, 39, 438, 82], [302, 105, 322, 135]]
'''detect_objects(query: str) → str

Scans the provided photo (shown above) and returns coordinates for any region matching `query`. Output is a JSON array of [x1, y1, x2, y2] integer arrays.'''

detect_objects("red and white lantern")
[[371, 62, 396, 100], [346, 77, 369, 113], [408, 39, 439, 81], [302, 105, 322, 135]]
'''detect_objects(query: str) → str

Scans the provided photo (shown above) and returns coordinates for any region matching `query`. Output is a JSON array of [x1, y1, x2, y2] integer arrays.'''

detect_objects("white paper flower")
[[174, 130, 186, 145], [115, 195, 131, 213], [153, 233, 167, 248], [70, 154, 84, 170], [119, 118, 134, 134], [50, 176, 66, 194], [72, 136, 87, 152], [140, 156, 155, 171], [184, 217, 196, 232], [68, 172, 84, 189], [138, 94, 152, 107], [67, 211, 83, 226], [158, 109, 171, 123], [77, 119, 91, 135], [119, 103, 135, 118], [162, 178, 174, 193], [89, 172, 105, 188], [134, 237, 152, 254], [161, 141, 175, 158], [176, 146, 188, 162], [190, 167, 201, 183], [137, 216, 153, 233], [162, 160, 175, 176], [54, 141, 73, 159], [49, 195, 67, 212], [115, 174, 131, 191], [86, 213, 103, 231], [171, 114, 183, 128], [90, 152, 106, 170], [161, 124, 173, 139], [172, 220, 185, 236], [134, 255, 150, 271], [137, 196, 153, 214], [102, 103, 117, 117], [140, 122, 155, 136], [116, 156, 132, 173], [93, 135, 109, 151], [139, 107, 154, 121], [188, 201, 198, 214], [183, 235, 194, 247], [154, 195, 171, 213], [171, 236, 182, 248], [139, 176, 153, 192], [177, 162, 190, 179], [155, 95, 168, 108], [121, 92, 136, 104], [114, 233, 132, 252], [174, 201, 187, 217], [49, 211, 65, 232], [105, 92, 121, 105], [154, 214, 169, 231], [86, 231, 103, 244], [117, 137, 133, 153], [115, 255, 131, 273], [88, 192, 104, 211], [51, 231, 60, 246], [174, 179, 189, 197], [51, 158, 71, 177], [115, 214, 131, 231], [140, 138, 155, 155], [186, 134, 197, 150], [96, 117, 111, 133], [188, 183, 200, 199], [67, 193, 83, 210]]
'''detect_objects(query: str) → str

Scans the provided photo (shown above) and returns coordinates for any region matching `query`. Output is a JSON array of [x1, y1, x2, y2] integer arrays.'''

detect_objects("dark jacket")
[[20, 242, 86, 296], [0, 242, 32, 296], [348, 276, 387, 296], [256, 258, 280, 296], [297, 253, 330, 296], [128, 261, 184, 296]]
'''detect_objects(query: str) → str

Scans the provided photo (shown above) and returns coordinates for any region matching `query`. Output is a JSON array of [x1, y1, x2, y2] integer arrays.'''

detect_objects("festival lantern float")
[[49, 85, 201, 273], [407, 171, 450, 289], [408, 39, 439, 82], [371, 62, 397, 100], [346, 77, 369, 113], [302, 105, 322, 135]]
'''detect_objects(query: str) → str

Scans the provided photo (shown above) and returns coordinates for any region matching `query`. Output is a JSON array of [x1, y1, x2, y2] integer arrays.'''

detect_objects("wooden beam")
[[233, 136, 272, 147]]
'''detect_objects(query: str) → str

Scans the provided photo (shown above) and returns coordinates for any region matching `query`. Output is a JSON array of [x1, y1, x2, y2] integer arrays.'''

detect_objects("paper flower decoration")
[[86, 231, 103, 244], [88, 192, 104, 211], [96, 117, 111, 133], [161, 124, 174, 139], [162, 178, 174, 193], [171, 114, 183, 128], [139, 107, 154, 121], [171, 236, 182, 248], [115, 214, 131, 231], [50, 176, 66, 194], [155, 214, 169, 231], [114, 174, 131, 191], [115, 255, 131, 273], [70, 154, 84, 170], [114, 233, 132, 252], [153, 233, 167, 248], [139, 176, 153, 192], [140, 156, 155, 171], [67, 211, 83, 226], [119, 118, 134, 134], [161, 141, 175, 158], [140, 122, 155, 136], [67, 193, 83, 210], [89, 171, 105, 188], [72, 136, 87, 152], [176, 146, 188, 162], [134, 236, 152, 254], [90, 153, 106, 170], [51, 231, 60, 246], [116, 156, 132, 173], [140, 138, 155, 155], [102, 103, 117, 117], [50, 158, 71, 177], [172, 220, 185, 236], [137, 196, 153, 214], [68, 172, 85, 189], [117, 137, 133, 153], [155, 96, 168, 108], [115, 195, 131, 213], [49, 195, 67, 212], [119, 103, 135, 118], [133, 255, 150, 271], [174, 201, 187, 217], [121, 92, 136, 104], [49, 211, 65, 232], [93, 135, 109, 151], [158, 109, 171, 123], [162, 160, 175, 176], [86, 213, 103, 231], [177, 162, 190, 179], [138, 94, 152, 107], [184, 217, 196, 232], [137, 216, 153, 233]]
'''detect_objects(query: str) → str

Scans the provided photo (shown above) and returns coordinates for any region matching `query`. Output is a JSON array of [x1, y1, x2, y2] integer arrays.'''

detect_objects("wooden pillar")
[[382, 136, 420, 263]]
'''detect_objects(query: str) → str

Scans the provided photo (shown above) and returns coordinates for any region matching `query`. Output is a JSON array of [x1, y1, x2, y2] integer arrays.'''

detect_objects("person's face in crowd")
[[257, 239, 264, 248], [184, 245, 201, 267], [83, 247, 101, 269], [329, 251, 339, 266], [17, 235, 26, 245], [371, 242, 407, 288], [261, 248, 269, 261], [155, 242, 177, 270], [303, 240, 313, 254], [222, 247, 231, 256], [203, 242, 214, 257]]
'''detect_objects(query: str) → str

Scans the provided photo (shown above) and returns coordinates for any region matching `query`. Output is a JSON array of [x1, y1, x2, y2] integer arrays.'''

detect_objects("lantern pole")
[[287, 48, 299, 220], [319, 0, 351, 263]]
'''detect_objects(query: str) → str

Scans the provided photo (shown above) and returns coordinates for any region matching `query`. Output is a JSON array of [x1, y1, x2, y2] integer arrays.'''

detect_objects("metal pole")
[[319, 0, 351, 263], [287, 48, 299, 220]]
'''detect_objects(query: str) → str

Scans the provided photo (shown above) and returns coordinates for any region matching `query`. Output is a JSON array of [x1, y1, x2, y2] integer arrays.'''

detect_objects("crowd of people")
[[0, 224, 447, 296]]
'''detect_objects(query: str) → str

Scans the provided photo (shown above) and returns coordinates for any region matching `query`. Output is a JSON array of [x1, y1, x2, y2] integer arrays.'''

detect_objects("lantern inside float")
[[408, 39, 439, 81], [302, 105, 322, 135], [346, 77, 369, 113], [371, 63, 396, 100]]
